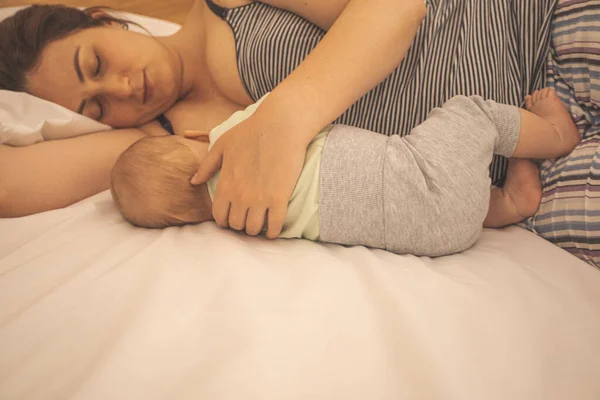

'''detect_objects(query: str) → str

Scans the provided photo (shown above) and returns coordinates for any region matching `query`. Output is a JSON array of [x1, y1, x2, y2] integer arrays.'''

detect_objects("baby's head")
[[111, 136, 213, 228]]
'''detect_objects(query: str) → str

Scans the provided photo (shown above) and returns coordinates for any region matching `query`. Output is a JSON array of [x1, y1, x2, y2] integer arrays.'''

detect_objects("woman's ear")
[[86, 8, 128, 29]]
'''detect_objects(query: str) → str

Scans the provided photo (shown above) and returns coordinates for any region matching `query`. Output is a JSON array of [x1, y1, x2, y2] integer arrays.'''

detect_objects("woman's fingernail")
[[190, 174, 199, 184]]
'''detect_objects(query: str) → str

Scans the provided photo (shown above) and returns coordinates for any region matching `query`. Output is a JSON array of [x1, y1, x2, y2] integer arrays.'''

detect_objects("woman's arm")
[[194, 0, 427, 238], [260, 0, 427, 143], [0, 129, 144, 218]]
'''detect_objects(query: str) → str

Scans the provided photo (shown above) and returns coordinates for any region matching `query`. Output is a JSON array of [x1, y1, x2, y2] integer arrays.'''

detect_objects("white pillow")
[[0, 90, 111, 146], [0, 6, 181, 146]]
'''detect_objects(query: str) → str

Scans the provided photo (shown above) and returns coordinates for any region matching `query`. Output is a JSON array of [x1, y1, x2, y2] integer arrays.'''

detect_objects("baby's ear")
[[184, 130, 210, 143]]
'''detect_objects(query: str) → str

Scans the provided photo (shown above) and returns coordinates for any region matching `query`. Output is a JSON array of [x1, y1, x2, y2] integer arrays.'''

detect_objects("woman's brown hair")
[[0, 4, 138, 92]]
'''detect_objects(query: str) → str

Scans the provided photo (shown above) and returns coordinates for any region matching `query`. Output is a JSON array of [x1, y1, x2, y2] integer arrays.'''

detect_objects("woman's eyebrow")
[[74, 46, 87, 114]]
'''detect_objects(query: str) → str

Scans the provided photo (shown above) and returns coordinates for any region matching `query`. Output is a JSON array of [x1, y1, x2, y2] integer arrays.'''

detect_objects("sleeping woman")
[[0, 0, 556, 229]]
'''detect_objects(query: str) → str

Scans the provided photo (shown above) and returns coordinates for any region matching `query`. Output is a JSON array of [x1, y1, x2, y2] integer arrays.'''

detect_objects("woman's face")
[[27, 26, 182, 128]]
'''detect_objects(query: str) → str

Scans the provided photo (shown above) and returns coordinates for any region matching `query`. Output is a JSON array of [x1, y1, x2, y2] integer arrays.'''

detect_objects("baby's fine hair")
[[111, 136, 211, 228]]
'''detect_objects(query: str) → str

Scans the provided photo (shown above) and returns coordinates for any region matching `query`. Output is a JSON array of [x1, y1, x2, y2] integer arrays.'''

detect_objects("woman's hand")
[[191, 112, 309, 238]]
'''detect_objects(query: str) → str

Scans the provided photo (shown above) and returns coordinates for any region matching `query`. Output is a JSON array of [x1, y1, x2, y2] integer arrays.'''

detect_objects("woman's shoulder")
[[206, 0, 347, 31], [243, 0, 347, 30]]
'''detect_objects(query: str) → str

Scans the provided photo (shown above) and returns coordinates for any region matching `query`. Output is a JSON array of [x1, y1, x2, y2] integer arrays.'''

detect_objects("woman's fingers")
[[212, 190, 231, 228], [228, 202, 249, 231], [266, 205, 287, 239], [246, 207, 267, 236], [191, 141, 224, 185]]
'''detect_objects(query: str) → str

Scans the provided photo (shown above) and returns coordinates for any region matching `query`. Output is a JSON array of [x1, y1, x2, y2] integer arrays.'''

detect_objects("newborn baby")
[[111, 90, 579, 256], [112, 98, 326, 240]]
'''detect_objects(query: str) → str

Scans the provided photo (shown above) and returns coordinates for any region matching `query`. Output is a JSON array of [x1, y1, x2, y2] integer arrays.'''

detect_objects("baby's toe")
[[543, 87, 555, 99]]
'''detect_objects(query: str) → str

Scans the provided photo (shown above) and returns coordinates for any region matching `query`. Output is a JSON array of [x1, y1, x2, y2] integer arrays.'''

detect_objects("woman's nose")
[[97, 75, 132, 99]]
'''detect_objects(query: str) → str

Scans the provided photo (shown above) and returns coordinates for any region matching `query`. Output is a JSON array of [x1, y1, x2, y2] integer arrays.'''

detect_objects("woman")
[[0, 0, 555, 237]]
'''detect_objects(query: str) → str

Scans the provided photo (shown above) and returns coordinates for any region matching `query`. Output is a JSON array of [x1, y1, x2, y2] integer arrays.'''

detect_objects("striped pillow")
[[524, 0, 600, 267], [547, 0, 600, 136], [525, 132, 600, 266]]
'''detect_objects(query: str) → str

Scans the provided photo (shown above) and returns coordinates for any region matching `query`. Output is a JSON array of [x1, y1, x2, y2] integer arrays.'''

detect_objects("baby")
[[111, 90, 580, 257]]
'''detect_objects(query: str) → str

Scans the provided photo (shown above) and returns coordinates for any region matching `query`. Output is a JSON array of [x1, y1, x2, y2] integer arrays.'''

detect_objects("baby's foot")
[[503, 158, 542, 221], [525, 88, 580, 151]]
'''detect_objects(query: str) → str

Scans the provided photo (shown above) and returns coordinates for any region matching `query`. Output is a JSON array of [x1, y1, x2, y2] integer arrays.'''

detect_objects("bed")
[[1, 6, 600, 400]]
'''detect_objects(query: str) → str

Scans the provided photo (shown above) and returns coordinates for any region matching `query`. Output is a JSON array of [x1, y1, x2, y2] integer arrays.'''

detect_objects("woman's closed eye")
[[93, 54, 104, 121], [96, 98, 104, 121], [94, 55, 102, 77], [85, 99, 104, 122]]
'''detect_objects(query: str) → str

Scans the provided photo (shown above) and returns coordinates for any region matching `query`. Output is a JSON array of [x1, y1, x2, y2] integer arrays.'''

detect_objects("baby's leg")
[[484, 88, 580, 228], [484, 159, 542, 228], [513, 88, 580, 159]]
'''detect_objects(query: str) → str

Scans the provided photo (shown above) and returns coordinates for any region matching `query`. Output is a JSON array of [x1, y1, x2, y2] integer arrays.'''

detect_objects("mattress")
[[1, 7, 600, 400], [1, 189, 599, 399]]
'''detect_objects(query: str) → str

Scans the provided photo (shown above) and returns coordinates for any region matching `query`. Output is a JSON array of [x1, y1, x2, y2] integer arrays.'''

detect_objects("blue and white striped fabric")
[[210, 0, 556, 185], [524, 0, 600, 268]]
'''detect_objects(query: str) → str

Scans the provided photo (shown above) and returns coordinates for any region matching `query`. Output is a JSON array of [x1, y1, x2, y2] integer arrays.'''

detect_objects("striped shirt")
[[206, 0, 556, 184]]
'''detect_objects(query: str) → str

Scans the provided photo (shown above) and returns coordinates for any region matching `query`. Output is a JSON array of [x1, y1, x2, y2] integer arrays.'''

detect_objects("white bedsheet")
[[0, 190, 599, 400]]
